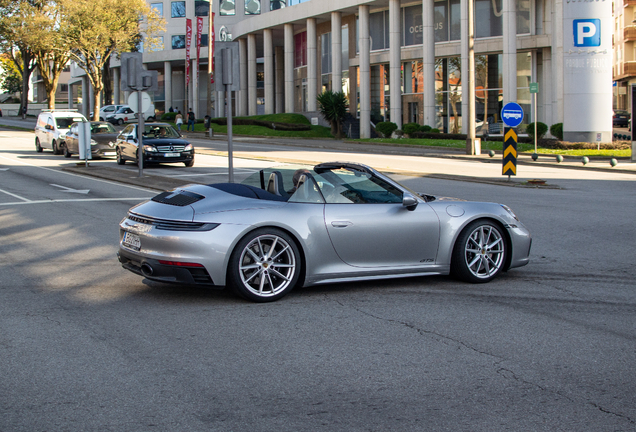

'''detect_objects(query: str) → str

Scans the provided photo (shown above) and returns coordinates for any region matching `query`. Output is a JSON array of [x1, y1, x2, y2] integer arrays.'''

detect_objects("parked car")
[[34, 110, 87, 154], [117, 162, 532, 302], [106, 104, 156, 125], [613, 110, 630, 127], [61, 121, 118, 159], [115, 123, 194, 167], [91, 104, 126, 121]]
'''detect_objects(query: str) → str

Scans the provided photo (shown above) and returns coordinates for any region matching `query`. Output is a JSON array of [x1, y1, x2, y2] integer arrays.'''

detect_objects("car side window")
[[317, 169, 403, 204], [47, 117, 54, 129]]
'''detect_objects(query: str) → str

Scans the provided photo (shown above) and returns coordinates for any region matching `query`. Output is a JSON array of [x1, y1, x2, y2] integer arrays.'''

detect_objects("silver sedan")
[[118, 162, 531, 302]]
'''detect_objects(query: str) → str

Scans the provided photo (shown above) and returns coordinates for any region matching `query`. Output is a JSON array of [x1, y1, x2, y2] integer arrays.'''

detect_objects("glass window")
[[404, 5, 423, 47], [245, 0, 260, 14], [321, 32, 331, 74], [434, 0, 448, 42], [149, 36, 164, 52], [171, 1, 185, 17], [517, 0, 530, 34], [295, 31, 307, 67], [270, 0, 285, 10], [151, 2, 163, 16], [370, 12, 386, 51], [220, 0, 235, 15], [450, 0, 461, 41], [195, 1, 209, 16], [475, 0, 502, 38], [200, 34, 208, 46], [172, 35, 186, 49]]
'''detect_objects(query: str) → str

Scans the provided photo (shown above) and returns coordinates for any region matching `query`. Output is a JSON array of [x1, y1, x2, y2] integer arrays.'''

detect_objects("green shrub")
[[161, 112, 177, 121], [402, 122, 420, 135], [375, 121, 398, 138], [430, 128, 440, 133], [550, 123, 563, 140], [420, 125, 432, 132], [526, 121, 548, 140]]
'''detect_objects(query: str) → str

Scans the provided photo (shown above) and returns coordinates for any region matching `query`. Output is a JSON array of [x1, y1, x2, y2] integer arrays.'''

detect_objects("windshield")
[[143, 125, 181, 138], [56, 117, 86, 129], [91, 123, 116, 134], [241, 164, 405, 204]]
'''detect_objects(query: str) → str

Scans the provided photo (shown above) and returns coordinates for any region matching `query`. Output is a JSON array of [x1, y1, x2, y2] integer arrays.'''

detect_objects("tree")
[[0, 53, 22, 95], [60, 0, 163, 120], [317, 91, 348, 139], [23, 1, 72, 109], [0, 0, 41, 114]]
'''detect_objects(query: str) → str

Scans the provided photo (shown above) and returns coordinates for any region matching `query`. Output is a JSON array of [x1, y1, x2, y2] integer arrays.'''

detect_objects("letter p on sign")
[[574, 19, 601, 47]]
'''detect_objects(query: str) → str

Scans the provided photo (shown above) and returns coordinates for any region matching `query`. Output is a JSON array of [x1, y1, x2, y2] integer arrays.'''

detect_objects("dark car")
[[115, 123, 195, 167], [613, 110, 630, 127], [62, 121, 118, 158]]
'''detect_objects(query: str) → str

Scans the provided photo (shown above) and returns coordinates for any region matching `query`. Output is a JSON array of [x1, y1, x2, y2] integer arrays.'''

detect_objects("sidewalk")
[[2, 114, 634, 176]]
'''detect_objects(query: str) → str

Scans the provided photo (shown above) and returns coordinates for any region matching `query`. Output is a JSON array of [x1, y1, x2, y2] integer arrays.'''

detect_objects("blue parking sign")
[[573, 19, 601, 47], [501, 103, 524, 128]]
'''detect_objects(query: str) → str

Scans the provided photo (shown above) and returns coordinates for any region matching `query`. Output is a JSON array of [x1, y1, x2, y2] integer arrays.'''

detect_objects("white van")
[[34, 110, 87, 154]]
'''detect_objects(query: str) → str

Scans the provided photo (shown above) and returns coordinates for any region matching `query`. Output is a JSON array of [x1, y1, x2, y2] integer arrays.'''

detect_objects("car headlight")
[[501, 204, 519, 221], [184, 144, 193, 151], [143, 145, 157, 152], [90, 139, 97, 146]]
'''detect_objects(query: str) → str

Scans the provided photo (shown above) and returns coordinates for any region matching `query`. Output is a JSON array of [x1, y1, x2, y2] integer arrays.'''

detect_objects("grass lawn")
[[354, 138, 631, 158]]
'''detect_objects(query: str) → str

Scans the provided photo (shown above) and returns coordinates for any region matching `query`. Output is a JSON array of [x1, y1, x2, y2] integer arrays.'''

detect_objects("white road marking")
[[0, 197, 150, 207], [0, 187, 31, 202], [50, 184, 90, 194]]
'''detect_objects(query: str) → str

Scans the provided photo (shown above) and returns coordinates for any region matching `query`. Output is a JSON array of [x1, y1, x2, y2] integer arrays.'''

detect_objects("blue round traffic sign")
[[501, 102, 524, 128]]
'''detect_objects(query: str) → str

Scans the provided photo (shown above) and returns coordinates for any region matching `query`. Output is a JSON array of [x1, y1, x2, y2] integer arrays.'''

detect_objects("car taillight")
[[158, 260, 204, 268]]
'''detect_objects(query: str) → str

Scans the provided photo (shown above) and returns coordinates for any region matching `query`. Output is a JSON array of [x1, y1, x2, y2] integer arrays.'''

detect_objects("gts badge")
[[420, 258, 434, 263]]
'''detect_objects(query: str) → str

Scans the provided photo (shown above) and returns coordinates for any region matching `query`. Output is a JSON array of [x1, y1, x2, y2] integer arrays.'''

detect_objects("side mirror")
[[45, 124, 53, 130], [402, 193, 418, 211]]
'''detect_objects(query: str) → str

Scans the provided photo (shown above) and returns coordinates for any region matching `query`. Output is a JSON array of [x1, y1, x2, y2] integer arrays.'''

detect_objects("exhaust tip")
[[140, 263, 154, 277]]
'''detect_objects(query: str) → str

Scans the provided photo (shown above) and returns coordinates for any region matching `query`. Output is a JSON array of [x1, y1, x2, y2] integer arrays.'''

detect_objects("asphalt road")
[[1, 130, 635, 431]]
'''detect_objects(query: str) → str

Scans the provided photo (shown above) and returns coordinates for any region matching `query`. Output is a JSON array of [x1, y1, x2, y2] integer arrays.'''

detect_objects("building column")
[[113, 68, 120, 105], [192, 59, 199, 116], [541, 47, 553, 127], [423, 0, 435, 128], [331, 12, 342, 93], [82, 77, 90, 118], [248, 33, 257, 116], [502, 0, 517, 105], [307, 18, 317, 112], [359, 5, 371, 138], [551, 0, 564, 125], [389, 0, 401, 128], [264, 29, 275, 115], [68, 83, 74, 109], [164, 62, 172, 111], [238, 37, 248, 116], [284, 23, 294, 113], [275, 45, 285, 113]]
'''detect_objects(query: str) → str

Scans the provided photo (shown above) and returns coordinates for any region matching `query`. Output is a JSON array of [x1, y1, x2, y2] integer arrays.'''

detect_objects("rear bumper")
[[117, 248, 216, 287]]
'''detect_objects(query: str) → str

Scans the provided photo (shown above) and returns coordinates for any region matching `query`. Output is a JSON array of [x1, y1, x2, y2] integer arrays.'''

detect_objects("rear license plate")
[[122, 231, 141, 251], [164, 152, 180, 157]]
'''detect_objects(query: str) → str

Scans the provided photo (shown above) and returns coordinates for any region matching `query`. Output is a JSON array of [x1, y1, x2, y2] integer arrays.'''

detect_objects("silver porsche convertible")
[[118, 162, 531, 302]]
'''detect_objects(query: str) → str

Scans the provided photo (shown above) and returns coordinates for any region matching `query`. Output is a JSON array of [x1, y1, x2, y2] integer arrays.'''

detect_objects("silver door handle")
[[331, 221, 352, 228]]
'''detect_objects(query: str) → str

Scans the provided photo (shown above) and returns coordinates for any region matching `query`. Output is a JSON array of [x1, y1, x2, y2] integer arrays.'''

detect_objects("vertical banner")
[[185, 18, 192, 89], [209, 13, 215, 84], [196, 17, 202, 89], [502, 127, 518, 176]]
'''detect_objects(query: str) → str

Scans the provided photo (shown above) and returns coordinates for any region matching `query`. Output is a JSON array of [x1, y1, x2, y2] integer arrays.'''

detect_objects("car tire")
[[117, 118, 124, 125], [52, 140, 60, 155], [228, 228, 301, 302], [184, 157, 194, 167], [451, 220, 507, 283], [116, 149, 126, 165], [35, 137, 43, 153], [63, 144, 71, 158]]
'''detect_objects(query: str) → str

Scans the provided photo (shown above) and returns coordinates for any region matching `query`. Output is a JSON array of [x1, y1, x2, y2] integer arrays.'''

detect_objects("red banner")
[[185, 18, 192, 88], [209, 13, 215, 84], [196, 17, 202, 88]]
